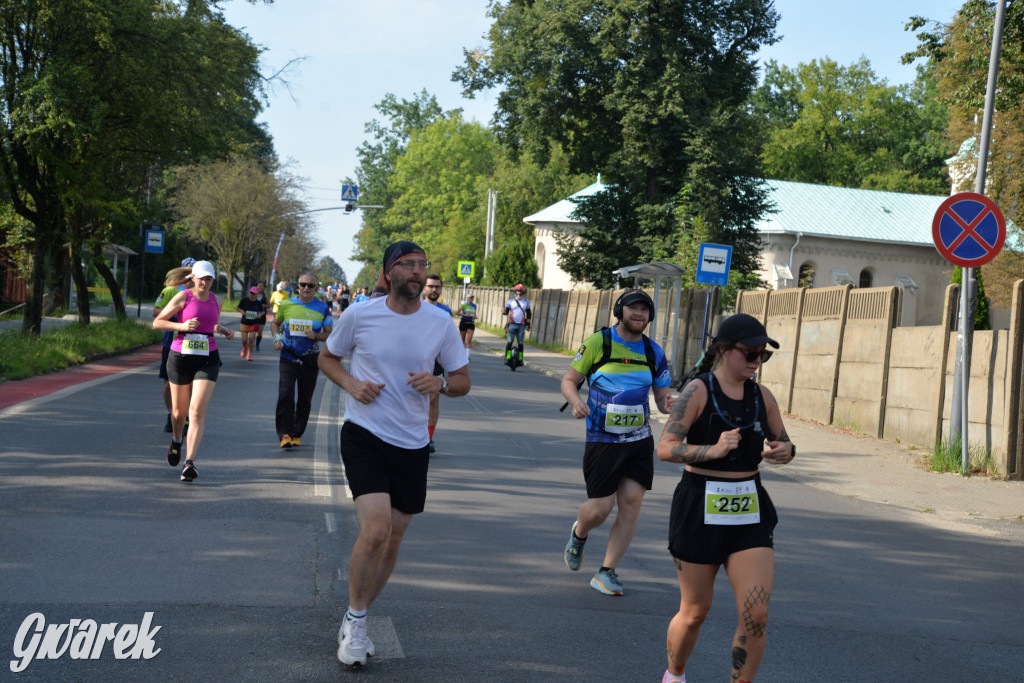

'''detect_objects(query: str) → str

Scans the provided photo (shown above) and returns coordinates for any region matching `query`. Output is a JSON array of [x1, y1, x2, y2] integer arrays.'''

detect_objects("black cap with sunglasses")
[[713, 314, 779, 350]]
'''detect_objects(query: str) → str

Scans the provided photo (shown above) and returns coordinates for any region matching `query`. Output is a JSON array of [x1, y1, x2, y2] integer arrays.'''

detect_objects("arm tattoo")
[[669, 443, 712, 464], [664, 384, 711, 464]]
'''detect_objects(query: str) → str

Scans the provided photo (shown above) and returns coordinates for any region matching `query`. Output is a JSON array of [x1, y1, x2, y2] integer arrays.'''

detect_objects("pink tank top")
[[170, 290, 220, 353]]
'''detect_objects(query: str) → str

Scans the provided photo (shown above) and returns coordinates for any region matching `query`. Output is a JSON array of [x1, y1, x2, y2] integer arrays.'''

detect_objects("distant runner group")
[[149, 247, 794, 682]]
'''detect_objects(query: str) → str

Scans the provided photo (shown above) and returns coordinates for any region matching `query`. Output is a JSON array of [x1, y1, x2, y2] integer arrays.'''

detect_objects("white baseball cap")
[[191, 260, 216, 280]]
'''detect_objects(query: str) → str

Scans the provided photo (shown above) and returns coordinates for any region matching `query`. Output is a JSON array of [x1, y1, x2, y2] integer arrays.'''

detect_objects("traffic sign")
[[932, 192, 1005, 268], [341, 184, 359, 202], [695, 243, 732, 286], [457, 261, 475, 278], [145, 229, 164, 254]]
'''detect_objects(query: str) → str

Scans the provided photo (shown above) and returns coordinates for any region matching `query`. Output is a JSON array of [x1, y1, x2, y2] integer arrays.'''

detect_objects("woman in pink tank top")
[[153, 260, 235, 482]]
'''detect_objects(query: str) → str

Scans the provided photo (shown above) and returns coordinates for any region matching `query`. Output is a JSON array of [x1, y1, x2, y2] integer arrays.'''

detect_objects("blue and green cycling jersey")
[[276, 296, 332, 361], [570, 327, 671, 443]]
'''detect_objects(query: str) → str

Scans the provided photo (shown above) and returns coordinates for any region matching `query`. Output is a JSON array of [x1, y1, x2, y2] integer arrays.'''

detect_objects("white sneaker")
[[337, 616, 375, 666]]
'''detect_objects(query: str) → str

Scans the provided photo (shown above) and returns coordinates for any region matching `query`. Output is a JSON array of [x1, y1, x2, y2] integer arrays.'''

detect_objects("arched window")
[[798, 262, 815, 288], [535, 242, 546, 282], [859, 268, 873, 288]]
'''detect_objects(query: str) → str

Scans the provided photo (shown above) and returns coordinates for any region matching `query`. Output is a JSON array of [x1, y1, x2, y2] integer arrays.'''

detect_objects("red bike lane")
[[0, 345, 163, 411]]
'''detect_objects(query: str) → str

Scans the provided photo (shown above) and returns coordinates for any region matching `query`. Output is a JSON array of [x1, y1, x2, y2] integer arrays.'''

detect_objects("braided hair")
[[676, 340, 731, 391]]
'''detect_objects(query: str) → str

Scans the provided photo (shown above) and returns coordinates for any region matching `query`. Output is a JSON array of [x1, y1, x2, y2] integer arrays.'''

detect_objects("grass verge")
[[0, 318, 162, 382], [928, 438, 998, 477]]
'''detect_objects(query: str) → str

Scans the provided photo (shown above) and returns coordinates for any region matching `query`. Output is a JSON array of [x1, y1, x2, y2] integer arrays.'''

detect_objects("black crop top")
[[686, 372, 769, 472]]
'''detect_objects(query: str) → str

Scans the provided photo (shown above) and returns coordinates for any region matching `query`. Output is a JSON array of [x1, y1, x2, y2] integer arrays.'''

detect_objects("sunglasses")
[[734, 345, 773, 363], [297, 282, 317, 289]]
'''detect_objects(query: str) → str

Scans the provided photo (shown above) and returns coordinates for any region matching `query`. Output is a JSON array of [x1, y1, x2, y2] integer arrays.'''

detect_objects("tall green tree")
[[455, 0, 779, 288], [752, 58, 950, 194], [351, 91, 452, 273], [0, 0, 267, 333], [379, 114, 499, 279], [909, 1, 1024, 307], [167, 154, 308, 299]]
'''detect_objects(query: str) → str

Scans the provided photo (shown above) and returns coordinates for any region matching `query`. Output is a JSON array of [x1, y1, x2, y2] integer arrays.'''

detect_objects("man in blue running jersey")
[[559, 289, 674, 596]]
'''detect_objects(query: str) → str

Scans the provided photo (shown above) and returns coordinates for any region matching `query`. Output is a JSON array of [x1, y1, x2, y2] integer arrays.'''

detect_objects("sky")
[[220, 0, 968, 284]]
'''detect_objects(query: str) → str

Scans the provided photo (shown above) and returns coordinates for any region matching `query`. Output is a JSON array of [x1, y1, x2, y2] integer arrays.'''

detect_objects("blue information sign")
[[341, 184, 359, 202], [696, 243, 732, 286], [145, 229, 164, 254]]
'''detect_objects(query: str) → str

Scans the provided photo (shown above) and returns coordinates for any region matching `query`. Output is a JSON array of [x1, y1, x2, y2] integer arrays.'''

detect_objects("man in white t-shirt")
[[319, 240, 470, 669]]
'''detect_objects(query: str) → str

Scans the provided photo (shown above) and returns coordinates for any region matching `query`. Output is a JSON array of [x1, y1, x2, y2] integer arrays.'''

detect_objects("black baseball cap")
[[714, 313, 779, 348]]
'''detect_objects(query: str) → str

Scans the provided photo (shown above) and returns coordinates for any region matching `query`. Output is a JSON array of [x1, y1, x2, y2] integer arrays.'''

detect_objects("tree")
[[455, 0, 781, 288], [752, 58, 950, 194], [314, 255, 347, 285], [951, 265, 991, 330], [908, 1, 1024, 307], [351, 91, 452, 272], [379, 114, 499, 279], [168, 154, 307, 299], [482, 234, 540, 288], [0, 0, 267, 333]]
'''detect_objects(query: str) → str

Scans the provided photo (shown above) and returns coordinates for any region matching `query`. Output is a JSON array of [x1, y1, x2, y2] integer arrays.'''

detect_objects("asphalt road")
[[1, 338, 1022, 681]]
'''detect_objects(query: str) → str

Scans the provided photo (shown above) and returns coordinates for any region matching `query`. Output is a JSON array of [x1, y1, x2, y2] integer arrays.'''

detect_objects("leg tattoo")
[[742, 585, 769, 638]]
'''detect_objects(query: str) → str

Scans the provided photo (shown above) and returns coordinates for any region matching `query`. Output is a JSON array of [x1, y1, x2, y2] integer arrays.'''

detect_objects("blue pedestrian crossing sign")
[[457, 261, 475, 278], [341, 184, 359, 202], [695, 243, 732, 286]]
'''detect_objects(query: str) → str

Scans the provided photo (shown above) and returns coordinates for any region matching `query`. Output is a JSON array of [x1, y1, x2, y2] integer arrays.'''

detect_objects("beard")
[[622, 317, 648, 335], [427, 290, 440, 302], [393, 278, 423, 300]]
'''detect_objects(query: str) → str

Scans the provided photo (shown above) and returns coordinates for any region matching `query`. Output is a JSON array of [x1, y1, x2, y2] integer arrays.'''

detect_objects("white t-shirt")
[[505, 297, 530, 324], [326, 296, 468, 449]]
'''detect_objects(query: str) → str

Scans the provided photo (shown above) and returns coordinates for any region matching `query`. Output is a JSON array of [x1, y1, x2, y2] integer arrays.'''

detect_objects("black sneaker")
[[166, 441, 183, 467], [181, 459, 198, 482], [164, 414, 172, 433]]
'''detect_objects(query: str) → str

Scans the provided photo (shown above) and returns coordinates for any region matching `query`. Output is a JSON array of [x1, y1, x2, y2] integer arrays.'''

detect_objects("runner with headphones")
[[560, 289, 674, 595]]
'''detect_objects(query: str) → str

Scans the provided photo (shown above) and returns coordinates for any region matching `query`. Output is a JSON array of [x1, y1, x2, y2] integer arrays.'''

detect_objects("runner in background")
[[270, 273, 333, 448], [153, 260, 235, 482], [235, 286, 266, 361], [458, 293, 477, 361], [270, 281, 290, 317], [422, 273, 453, 453], [153, 257, 196, 432], [254, 282, 268, 351]]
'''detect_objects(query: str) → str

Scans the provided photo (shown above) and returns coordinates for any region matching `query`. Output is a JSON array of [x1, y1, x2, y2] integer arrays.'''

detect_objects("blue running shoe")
[[591, 567, 623, 596], [564, 521, 585, 571]]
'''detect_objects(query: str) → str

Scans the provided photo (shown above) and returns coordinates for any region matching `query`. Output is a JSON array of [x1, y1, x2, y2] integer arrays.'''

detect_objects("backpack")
[[587, 327, 658, 385]]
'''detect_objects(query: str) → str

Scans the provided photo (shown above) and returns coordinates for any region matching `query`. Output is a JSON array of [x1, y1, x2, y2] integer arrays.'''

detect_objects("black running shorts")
[[339, 421, 430, 515], [459, 320, 475, 332], [582, 436, 654, 499], [167, 349, 221, 384], [668, 470, 777, 565], [159, 344, 172, 380]]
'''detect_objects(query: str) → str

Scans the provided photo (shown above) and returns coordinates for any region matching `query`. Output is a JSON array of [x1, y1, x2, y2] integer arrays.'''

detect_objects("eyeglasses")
[[423, 283, 441, 289], [297, 282, 317, 289], [393, 259, 430, 271], [734, 345, 773, 363]]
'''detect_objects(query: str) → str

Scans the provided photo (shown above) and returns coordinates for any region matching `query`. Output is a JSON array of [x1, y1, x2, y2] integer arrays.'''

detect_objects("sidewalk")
[[469, 328, 1024, 540]]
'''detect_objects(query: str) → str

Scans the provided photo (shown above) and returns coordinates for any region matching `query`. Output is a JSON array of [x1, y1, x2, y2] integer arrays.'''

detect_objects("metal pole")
[[136, 225, 145, 318], [951, 0, 1005, 474]]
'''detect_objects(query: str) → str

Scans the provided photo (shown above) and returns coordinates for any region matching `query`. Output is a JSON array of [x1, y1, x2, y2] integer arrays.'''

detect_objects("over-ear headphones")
[[613, 289, 655, 322]]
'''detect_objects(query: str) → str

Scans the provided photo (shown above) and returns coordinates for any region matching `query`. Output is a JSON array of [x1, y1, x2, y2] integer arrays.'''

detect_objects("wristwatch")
[[439, 375, 449, 395]]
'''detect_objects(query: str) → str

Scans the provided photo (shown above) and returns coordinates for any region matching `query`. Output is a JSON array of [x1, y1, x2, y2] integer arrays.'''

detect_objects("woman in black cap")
[[656, 313, 794, 683]]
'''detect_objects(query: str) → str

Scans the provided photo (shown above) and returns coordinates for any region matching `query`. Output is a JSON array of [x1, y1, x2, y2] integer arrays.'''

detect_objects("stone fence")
[[441, 280, 1024, 479]]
